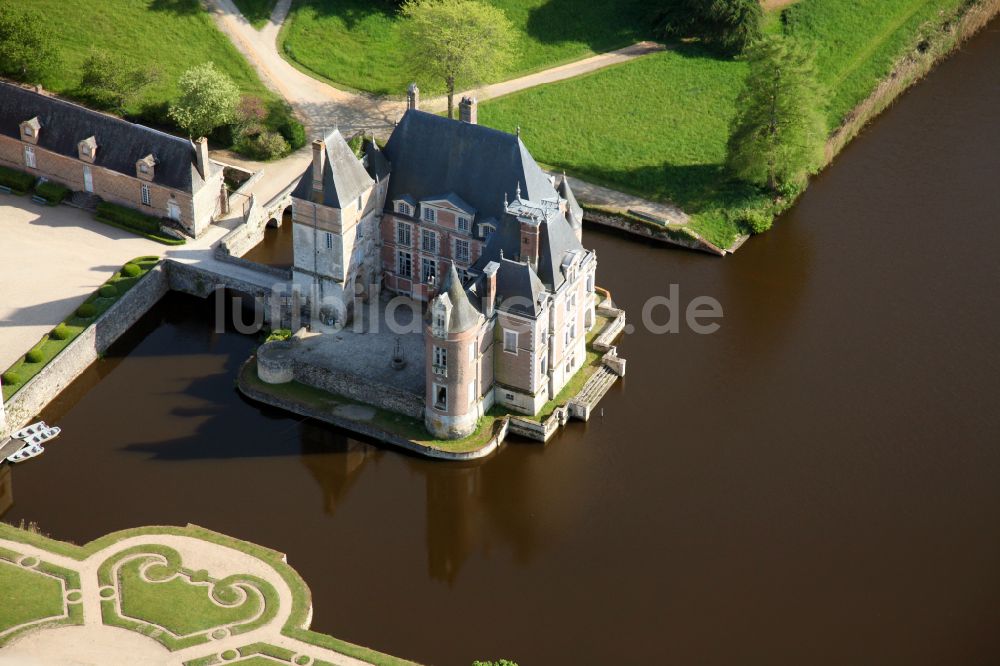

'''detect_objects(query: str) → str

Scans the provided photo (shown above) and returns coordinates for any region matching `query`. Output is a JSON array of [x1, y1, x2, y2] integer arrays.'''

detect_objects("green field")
[[279, 0, 651, 95], [0, 561, 64, 633], [27, 0, 275, 127], [481, 0, 971, 247]]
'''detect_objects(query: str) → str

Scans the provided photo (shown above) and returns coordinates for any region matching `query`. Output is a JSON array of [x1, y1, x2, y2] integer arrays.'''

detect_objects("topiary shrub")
[[51, 323, 71, 340], [34, 181, 71, 204], [99, 284, 117, 298], [1, 371, 22, 385], [25, 349, 45, 364], [96, 202, 161, 234], [122, 263, 141, 277], [0, 165, 35, 193], [77, 303, 97, 318]]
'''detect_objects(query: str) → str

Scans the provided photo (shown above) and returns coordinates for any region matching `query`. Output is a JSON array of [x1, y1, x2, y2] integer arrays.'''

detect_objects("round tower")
[[424, 264, 484, 440]]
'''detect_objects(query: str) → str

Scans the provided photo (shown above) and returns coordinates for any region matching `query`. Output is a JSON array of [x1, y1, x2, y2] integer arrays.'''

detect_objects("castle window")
[[434, 384, 447, 411], [422, 257, 436, 284], [587, 274, 595, 293], [141, 183, 151, 206], [397, 202, 410, 216], [454, 239, 470, 263], [23, 145, 35, 169], [503, 329, 518, 354], [457, 216, 470, 233], [541, 354, 548, 376], [397, 251, 412, 278], [433, 346, 447, 376], [480, 223, 496, 241], [435, 312, 445, 330], [357, 195, 363, 211], [421, 228, 437, 253], [325, 232, 333, 249], [468, 381, 475, 407], [423, 206, 436, 223], [397, 221, 411, 246]]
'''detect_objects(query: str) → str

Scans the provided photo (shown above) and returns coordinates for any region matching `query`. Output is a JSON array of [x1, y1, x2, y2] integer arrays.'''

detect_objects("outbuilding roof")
[[0, 81, 213, 192], [292, 129, 374, 208]]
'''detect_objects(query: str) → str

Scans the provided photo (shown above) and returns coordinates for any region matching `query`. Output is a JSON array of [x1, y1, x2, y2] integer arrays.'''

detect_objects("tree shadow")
[[523, 0, 653, 51], [146, 0, 201, 15]]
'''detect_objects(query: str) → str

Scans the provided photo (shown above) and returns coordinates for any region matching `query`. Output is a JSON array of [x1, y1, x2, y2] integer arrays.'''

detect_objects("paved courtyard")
[[0, 195, 162, 371]]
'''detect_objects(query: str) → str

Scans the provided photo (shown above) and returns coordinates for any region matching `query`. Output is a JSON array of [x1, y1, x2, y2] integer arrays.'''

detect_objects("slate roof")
[[382, 110, 557, 222], [495, 258, 546, 317], [0, 81, 212, 192], [292, 129, 373, 207], [473, 197, 585, 292], [362, 138, 390, 182], [433, 262, 482, 334], [423, 192, 476, 215], [557, 174, 583, 230]]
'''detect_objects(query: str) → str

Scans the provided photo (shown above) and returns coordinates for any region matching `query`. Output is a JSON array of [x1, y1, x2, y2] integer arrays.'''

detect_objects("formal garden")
[[0, 522, 417, 665]]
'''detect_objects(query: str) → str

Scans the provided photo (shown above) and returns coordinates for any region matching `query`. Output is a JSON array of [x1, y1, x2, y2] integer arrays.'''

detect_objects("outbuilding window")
[[23, 146, 35, 169], [140, 183, 151, 206]]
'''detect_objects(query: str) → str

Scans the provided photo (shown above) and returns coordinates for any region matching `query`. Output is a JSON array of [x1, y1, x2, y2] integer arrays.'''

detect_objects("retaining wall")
[[583, 208, 726, 256], [292, 360, 425, 420], [2, 265, 169, 434]]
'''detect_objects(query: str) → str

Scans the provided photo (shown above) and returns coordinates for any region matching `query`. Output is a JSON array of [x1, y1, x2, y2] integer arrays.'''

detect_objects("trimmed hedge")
[[0, 165, 35, 193], [76, 303, 97, 318], [99, 285, 117, 298], [1, 371, 21, 385], [34, 181, 70, 205], [95, 202, 161, 234], [122, 263, 141, 278], [25, 349, 45, 364], [51, 323, 70, 340]]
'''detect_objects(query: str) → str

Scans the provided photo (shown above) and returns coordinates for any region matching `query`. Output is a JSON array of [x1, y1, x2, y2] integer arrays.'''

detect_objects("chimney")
[[458, 96, 478, 124], [194, 137, 210, 179], [311, 138, 325, 194], [482, 261, 499, 318], [407, 83, 420, 111], [520, 218, 540, 268]]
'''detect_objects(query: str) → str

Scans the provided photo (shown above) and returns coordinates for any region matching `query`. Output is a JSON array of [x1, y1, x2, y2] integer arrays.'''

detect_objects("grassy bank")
[[20, 0, 299, 157], [481, 0, 983, 247], [1, 257, 160, 401], [279, 0, 651, 95]]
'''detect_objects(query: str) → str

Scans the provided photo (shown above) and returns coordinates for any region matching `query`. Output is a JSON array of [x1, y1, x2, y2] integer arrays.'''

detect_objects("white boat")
[[7, 444, 43, 464], [19, 427, 60, 448], [11, 421, 47, 440]]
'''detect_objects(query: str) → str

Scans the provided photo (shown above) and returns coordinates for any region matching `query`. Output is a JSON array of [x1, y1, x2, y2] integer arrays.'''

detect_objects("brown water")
[[241, 216, 294, 267], [4, 21, 1000, 666]]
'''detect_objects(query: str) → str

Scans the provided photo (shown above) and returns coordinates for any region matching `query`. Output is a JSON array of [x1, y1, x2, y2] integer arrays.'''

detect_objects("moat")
[[3, 18, 1000, 666]]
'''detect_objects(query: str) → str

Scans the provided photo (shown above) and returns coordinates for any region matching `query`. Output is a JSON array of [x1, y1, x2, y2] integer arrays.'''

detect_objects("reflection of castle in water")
[[0, 465, 13, 519], [298, 420, 546, 585], [297, 423, 380, 517]]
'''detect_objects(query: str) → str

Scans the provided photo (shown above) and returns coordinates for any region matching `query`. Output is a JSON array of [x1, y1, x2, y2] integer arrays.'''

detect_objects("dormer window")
[[397, 202, 411, 216], [480, 223, 496, 241], [20, 117, 41, 144], [140, 163, 148, 174], [422, 206, 436, 223], [78, 136, 98, 163], [136, 154, 156, 180]]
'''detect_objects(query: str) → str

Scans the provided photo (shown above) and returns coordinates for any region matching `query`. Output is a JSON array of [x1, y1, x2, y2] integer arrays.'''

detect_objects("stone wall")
[[2, 265, 169, 433], [292, 359, 425, 420], [583, 208, 727, 256]]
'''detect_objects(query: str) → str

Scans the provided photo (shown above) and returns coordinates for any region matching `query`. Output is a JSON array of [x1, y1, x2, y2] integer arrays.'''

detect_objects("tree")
[[80, 50, 160, 113], [401, 0, 516, 119], [652, 0, 762, 56], [0, 2, 58, 82], [168, 62, 240, 138], [725, 35, 826, 193]]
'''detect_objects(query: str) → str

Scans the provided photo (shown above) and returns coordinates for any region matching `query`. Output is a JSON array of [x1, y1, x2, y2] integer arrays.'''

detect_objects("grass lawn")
[[1, 256, 160, 401], [279, 0, 652, 95], [0, 561, 65, 634], [27, 0, 276, 127], [480, 0, 970, 247], [118, 558, 261, 636], [232, 0, 278, 28]]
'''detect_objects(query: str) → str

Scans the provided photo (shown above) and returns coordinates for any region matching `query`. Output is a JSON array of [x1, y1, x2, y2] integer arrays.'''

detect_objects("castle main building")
[[288, 101, 598, 439]]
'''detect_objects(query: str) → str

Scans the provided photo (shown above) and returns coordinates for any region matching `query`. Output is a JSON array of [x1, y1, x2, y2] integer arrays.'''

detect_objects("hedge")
[[122, 263, 141, 278], [76, 303, 96, 318], [99, 285, 117, 298], [0, 165, 35, 193], [95, 202, 161, 234], [25, 349, 45, 364], [34, 181, 70, 205], [51, 323, 70, 340]]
